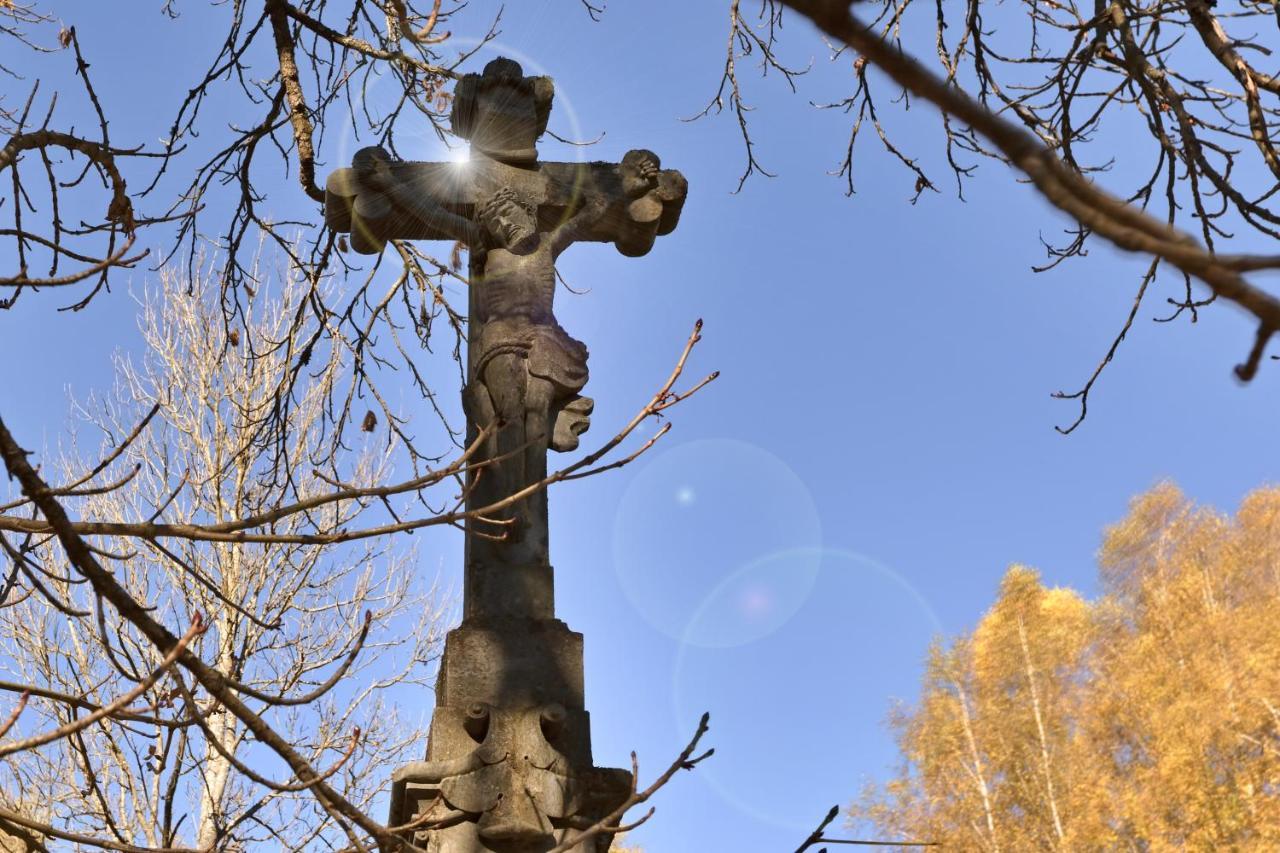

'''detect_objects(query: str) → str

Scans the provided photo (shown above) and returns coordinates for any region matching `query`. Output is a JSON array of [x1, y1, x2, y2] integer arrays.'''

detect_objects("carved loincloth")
[[476, 318, 589, 395]]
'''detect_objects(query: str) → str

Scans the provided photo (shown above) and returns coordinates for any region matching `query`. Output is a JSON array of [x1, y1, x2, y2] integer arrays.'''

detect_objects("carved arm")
[[550, 196, 609, 257], [366, 162, 484, 248], [325, 146, 483, 253]]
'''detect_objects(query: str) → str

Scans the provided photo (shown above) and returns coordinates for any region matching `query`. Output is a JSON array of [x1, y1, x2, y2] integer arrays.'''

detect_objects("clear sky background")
[[3, 2, 1279, 850]]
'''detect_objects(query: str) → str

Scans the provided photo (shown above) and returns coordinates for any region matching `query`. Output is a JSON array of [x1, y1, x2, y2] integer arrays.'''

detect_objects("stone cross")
[[325, 57, 687, 851]]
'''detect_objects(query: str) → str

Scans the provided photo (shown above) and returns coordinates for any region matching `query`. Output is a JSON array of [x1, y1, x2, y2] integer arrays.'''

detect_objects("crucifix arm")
[[378, 178, 484, 247], [550, 197, 608, 257]]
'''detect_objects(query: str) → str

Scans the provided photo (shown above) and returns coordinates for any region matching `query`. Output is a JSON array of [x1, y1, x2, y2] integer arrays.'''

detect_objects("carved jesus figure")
[[471, 185, 595, 459], [472, 164, 665, 558], [355, 146, 660, 558], [462, 185, 601, 560]]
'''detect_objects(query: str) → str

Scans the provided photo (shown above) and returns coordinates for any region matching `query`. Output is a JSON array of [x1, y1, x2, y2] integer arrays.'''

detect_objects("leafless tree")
[[0, 258, 450, 848], [1, 0, 489, 476], [703, 0, 1280, 430]]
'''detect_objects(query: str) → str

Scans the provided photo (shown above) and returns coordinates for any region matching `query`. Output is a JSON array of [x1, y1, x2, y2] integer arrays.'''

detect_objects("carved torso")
[[474, 239, 588, 395], [474, 240, 556, 326]]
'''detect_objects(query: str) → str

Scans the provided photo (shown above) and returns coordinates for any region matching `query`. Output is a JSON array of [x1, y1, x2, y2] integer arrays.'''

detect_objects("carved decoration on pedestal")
[[391, 704, 630, 851]]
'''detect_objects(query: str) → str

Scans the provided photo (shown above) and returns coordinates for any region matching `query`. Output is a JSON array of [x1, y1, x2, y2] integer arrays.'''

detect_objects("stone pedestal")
[[388, 563, 631, 852]]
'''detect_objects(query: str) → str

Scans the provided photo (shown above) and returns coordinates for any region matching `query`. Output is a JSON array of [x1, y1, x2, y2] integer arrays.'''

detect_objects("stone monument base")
[[388, 607, 631, 852]]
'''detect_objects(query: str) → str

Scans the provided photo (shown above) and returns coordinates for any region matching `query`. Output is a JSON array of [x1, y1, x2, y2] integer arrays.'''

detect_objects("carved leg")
[[481, 354, 529, 545], [521, 377, 555, 562], [524, 377, 554, 469]]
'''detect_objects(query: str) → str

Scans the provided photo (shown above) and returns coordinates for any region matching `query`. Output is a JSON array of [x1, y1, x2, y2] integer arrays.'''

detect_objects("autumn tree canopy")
[[853, 482, 1280, 849]]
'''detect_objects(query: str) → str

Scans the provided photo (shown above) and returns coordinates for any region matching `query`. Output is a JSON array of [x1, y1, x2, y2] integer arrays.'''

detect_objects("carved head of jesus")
[[477, 188, 537, 251]]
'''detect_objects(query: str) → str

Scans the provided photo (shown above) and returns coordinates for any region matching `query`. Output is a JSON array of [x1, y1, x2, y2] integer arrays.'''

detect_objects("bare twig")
[[547, 712, 715, 853]]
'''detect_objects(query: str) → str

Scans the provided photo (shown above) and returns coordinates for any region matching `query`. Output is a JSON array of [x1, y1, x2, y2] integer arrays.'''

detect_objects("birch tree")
[[0, 260, 448, 849], [852, 484, 1280, 849]]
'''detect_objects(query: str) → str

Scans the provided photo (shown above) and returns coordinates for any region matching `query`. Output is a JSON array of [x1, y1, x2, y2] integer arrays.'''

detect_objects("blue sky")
[[3, 1, 1279, 849]]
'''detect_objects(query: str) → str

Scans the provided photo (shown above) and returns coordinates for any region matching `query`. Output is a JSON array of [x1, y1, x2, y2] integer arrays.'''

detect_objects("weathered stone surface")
[[326, 157, 687, 255], [390, 705, 630, 851], [325, 56, 686, 851], [434, 620, 585, 711], [463, 560, 556, 622]]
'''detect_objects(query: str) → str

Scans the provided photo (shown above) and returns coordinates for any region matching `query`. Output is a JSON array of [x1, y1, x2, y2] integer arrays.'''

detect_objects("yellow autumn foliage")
[[851, 482, 1280, 850]]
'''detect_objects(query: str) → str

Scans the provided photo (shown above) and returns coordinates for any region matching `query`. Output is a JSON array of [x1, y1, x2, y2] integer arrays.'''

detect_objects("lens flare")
[[672, 548, 946, 831], [613, 439, 822, 647]]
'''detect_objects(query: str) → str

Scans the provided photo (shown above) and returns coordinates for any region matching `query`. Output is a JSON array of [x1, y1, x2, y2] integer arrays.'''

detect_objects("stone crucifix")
[[325, 58, 687, 851]]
